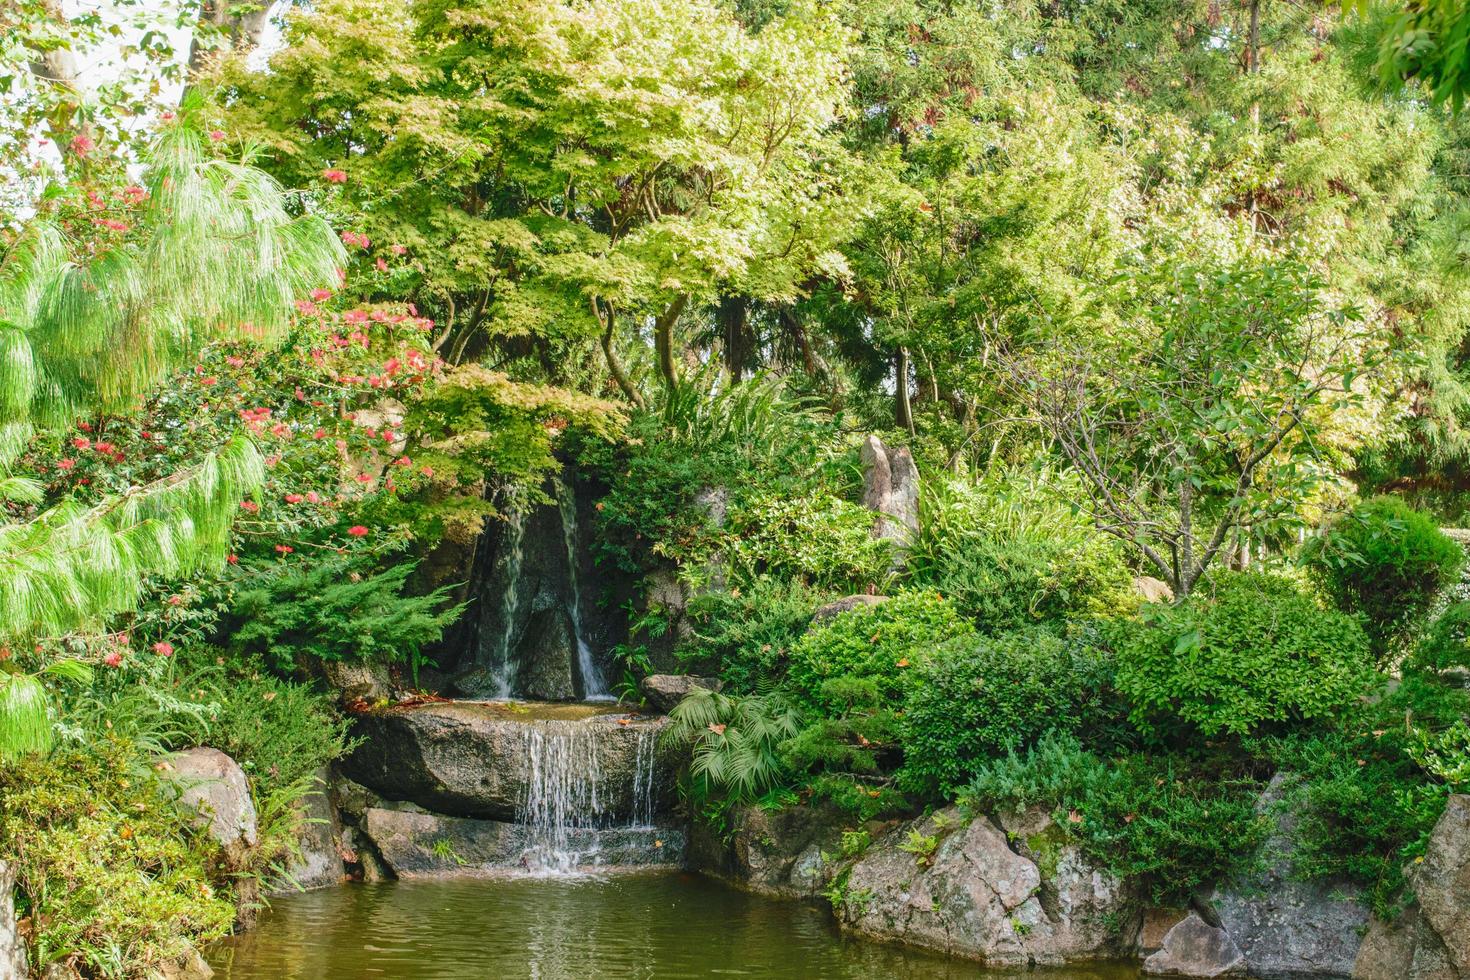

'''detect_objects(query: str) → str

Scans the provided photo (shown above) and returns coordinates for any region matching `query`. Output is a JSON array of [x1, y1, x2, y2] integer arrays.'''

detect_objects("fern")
[[665, 687, 803, 806]]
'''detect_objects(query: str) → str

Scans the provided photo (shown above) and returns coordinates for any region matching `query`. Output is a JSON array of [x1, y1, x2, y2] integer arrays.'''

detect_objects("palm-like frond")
[[666, 687, 803, 803]]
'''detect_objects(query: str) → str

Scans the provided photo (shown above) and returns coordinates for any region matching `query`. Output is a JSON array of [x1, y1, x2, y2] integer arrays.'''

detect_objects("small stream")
[[208, 873, 1142, 979]]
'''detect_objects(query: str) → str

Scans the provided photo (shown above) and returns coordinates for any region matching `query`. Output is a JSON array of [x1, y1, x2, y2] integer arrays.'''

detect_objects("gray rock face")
[[1355, 794, 1470, 980], [811, 595, 889, 622], [158, 748, 258, 856], [266, 767, 345, 895], [835, 807, 1138, 966], [1133, 576, 1175, 604], [860, 436, 919, 550], [639, 674, 721, 714], [515, 607, 577, 701], [1, 860, 27, 979], [688, 802, 853, 898], [1143, 913, 1246, 977], [343, 703, 679, 822], [360, 806, 685, 876], [319, 659, 392, 705]]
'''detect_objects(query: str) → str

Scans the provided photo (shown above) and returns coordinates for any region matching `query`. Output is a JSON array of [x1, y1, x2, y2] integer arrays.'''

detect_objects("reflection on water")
[[209, 873, 1141, 980]]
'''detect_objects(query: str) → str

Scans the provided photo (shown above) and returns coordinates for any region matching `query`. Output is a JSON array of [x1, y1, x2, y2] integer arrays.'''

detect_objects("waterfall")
[[553, 478, 610, 701], [487, 509, 526, 699], [516, 723, 661, 874]]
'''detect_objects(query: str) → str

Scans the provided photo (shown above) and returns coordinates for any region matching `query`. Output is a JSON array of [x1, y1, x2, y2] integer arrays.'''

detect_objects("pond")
[[208, 872, 1142, 980]]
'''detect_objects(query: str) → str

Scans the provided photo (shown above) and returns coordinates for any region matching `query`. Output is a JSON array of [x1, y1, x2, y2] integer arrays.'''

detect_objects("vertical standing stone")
[[860, 435, 919, 555], [0, 860, 27, 979]]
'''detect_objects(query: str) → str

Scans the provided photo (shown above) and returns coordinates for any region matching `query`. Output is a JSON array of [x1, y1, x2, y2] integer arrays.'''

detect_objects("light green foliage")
[[784, 590, 972, 715], [1304, 496, 1465, 663], [964, 733, 1269, 904], [682, 576, 828, 692], [896, 628, 1117, 798], [905, 469, 1136, 631], [1412, 599, 1470, 673], [1115, 572, 1374, 739], [0, 744, 237, 975], [719, 494, 892, 594], [1360, 0, 1470, 107], [665, 687, 802, 814]]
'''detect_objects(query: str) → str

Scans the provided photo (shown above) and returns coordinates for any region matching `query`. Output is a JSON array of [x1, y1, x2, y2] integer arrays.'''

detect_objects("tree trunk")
[[895, 347, 914, 435], [653, 293, 689, 392], [718, 296, 751, 382], [185, 0, 277, 92], [1246, 0, 1262, 235], [26, 1, 91, 157], [594, 299, 644, 409]]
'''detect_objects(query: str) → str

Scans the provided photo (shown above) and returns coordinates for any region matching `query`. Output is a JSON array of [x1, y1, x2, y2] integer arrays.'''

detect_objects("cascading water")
[[487, 509, 526, 698], [553, 478, 610, 700], [515, 721, 664, 874]]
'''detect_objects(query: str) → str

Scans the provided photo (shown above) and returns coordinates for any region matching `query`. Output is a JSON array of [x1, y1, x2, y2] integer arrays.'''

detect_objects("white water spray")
[[553, 478, 609, 700], [487, 509, 526, 698]]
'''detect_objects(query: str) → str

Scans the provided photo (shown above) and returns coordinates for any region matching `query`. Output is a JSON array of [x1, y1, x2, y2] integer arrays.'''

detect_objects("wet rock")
[[1, 860, 27, 979], [1412, 794, 1470, 976], [158, 748, 258, 856], [1208, 773, 1369, 979], [266, 767, 346, 895], [811, 595, 889, 622], [156, 948, 214, 979], [1143, 913, 1246, 977], [515, 607, 578, 701], [1354, 903, 1461, 980], [688, 802, 853, 898], [835, 807, 1137, 966], [1140, 908, 1192, 957], [318, 659, 392, 704], [343, 703, 679, 822], [860, 436, 919, 550], [639, 674, 721, 714]]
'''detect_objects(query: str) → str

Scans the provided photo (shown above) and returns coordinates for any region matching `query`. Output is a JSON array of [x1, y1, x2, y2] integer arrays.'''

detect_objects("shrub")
[[906, 471, 1136, 633], [784, 590, 974, 715], [896, 627, 1118, 798], [963, 733, 1269, 903], [1304, 496, 1464, 663], [664, 688, 803, 820], [0, 744, 236, 975], [1410, 599, 1470, 674], [681, 577, 829, 692], [719, 494, 893, 594], [1114, 572, 1374, 739]]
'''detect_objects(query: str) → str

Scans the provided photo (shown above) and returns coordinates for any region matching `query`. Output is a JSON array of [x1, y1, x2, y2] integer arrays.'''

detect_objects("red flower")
[[309, 288, 332, 302], [57, 459, 75, 471], [70, 134, 95, 156], [152, 641, 174, 657], [226, 554, 239, 565], [208, 129, 226, 142], [72, 437, 90, 450], [274, 544, 294, 554], [77, 422, 92, 432], [322, 168, 348, 184], [239, 500, 260, 513], [199, 376, 217, 387], [284, 493, 304, 504], [347, 525, 369, 537], [103, 651, 123, 668], [313, 428, 327, 439]]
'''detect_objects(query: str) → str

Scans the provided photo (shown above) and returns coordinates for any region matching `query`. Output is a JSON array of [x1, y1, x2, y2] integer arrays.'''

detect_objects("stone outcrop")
[[342, 702, 679, 822], [811, 595, 889, 622], [638, 674, 721, 714], [689, 802, 854, 899], [1133, 576, 1175, 604], [514, 607, 578, 701], [157, 747, 260, 927], [1144, 913, 1245, 977], [1, 860, 27, 979], [834, 807, 1139, 966], [318, 659, 392, 705], [266, 767, 346, 895], [1205, 774, 1369, 979], [860, 436, 919, 550], [1355, 794, 1470, 980]]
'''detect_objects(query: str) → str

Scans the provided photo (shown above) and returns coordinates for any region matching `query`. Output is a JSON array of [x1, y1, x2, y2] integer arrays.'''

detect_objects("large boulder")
[[811, 594, 888, 622], [342, 702, 680, 822], [1355, 794, 1470, 980], [515, 607, 578, 701], [638, 674, 721, 714], [860, 436, 919, 550], [1206, 774, 1369, 980], [1143, 912, 1246, 977], [318, 659, 392, 705], [688, 802, 854, 899], [834, 807, 1139, 966], [1, 860, 27, 979], [158, 748, 258, 857]]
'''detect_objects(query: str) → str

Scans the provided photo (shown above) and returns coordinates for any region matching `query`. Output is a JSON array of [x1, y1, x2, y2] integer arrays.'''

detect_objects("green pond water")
[[208, 872, 1142, 980]]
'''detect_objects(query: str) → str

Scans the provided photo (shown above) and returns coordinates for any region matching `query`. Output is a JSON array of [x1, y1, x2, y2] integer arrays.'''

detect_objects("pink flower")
[[227, 554, 239, 565], [199, 376, 217, 387], [70, 134, 95, 156], [375, 257, 389, 272], [152, 641, 174, 657], [284, 493, 304, 504], [309, 288, 332, 302], [295, 299, 319, 315], [306, 491, 321, 504], [72, 437, 90, 450], [314, 428, 327, 439], [354, 473, 372, 484], [395, 456, 412, 467], [275, 544, 294, 554], [390, 244, 407, 256], [322, 168, 348, 184], [103, 651, 123, 668], [122, 185, 148, 204], [161, 111, 176, 122], [208, 129, 226, 142], [240, 500, 260, 513], [347, 525, 369, 537], [95, 218, 129, 233], [225, 355, 245, 368], [57, 458, 75, 471], [340, 231, 370, 249], [420, 465, 434, 477]]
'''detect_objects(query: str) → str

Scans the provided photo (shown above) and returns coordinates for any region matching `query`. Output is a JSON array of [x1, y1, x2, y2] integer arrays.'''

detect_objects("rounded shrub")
[[1114, 572, 1374, 739], [896, 627, 1115, 798], [1303, 496, 1464, 663], [784, 590, 974, 715]]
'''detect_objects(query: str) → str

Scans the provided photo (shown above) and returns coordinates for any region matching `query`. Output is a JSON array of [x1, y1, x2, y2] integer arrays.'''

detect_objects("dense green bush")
[[1114, 572, 1373, 739], [896, 628, 1118, 798], [1304, 496, 1464, 663], [784, 590, 974, 715], [963, 733, 1269, 903], [1410, 599, 1470, 673], [681, 577, 830, 692], [665, 688, 803, 823], [906, 471, 1136, 633]]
